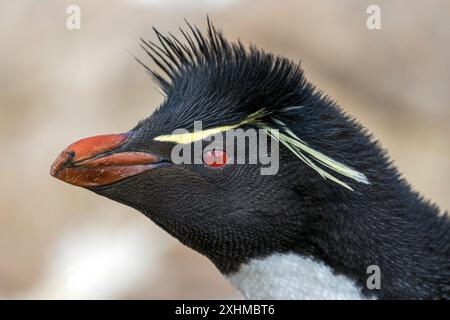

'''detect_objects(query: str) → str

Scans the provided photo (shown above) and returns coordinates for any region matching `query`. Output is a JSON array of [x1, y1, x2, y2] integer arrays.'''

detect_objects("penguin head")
[[50, 20, 370, 272]]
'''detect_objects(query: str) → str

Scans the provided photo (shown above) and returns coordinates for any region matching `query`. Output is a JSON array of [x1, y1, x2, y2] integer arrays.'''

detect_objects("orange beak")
[[50, 133, 163, 188]]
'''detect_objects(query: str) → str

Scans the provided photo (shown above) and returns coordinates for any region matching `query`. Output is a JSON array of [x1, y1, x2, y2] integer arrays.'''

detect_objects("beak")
[[50, 133, 164, 188]]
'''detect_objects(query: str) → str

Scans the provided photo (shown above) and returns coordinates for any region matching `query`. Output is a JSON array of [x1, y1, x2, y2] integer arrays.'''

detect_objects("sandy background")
[[0, 0, 449, 299]]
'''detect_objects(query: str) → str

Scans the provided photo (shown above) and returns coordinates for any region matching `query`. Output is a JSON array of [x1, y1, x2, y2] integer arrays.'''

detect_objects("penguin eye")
[[203, 149, 229, 168]]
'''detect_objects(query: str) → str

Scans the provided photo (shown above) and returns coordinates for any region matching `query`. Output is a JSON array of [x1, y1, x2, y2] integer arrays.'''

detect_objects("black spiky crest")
[[136, 18, 244, 93], [135, 18, 317, 110]]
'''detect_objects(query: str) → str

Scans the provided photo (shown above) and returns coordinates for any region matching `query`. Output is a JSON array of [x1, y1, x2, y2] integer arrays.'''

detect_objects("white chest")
[[227, 253, 366, 300]]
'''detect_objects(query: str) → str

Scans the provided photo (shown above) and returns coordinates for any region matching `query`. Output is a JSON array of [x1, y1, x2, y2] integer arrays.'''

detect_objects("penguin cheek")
[[91, 165, 214, 218]]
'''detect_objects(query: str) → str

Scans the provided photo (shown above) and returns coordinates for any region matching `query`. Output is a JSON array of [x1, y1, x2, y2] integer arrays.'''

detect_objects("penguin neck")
[[224, 181, 448, 300]]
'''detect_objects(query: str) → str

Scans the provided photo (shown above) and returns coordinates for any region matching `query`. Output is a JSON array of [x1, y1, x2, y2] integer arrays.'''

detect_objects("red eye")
[[203, 149, 228, 168]]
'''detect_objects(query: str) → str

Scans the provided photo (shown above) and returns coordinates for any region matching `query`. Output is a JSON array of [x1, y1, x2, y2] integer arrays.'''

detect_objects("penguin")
[[50, 20, 450, 300]]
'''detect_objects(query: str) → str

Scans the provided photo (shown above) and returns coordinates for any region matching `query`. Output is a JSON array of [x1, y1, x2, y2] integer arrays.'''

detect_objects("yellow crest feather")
[[262, 119, 369, 191], [153, 110, 269, 144]]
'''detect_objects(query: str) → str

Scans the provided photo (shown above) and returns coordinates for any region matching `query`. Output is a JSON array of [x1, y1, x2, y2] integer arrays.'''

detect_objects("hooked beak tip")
[[50, 150, 73, 177]]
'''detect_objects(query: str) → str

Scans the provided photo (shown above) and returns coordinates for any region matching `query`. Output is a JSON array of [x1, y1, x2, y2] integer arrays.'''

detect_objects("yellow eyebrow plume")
[[153, 110, 268, 144], [154, 124, 238, 144]]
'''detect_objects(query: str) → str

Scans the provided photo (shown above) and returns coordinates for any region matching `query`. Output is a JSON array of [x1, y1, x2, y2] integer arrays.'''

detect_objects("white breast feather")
[[227, 253, 367, 300]]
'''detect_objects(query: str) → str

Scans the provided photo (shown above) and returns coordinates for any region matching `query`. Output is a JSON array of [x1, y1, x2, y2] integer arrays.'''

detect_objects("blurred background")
[[0, 0, 449, 299]]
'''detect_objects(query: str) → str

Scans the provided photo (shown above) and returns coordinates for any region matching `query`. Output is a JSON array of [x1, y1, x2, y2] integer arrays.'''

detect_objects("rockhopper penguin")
[[50, 20, 449, 299]]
